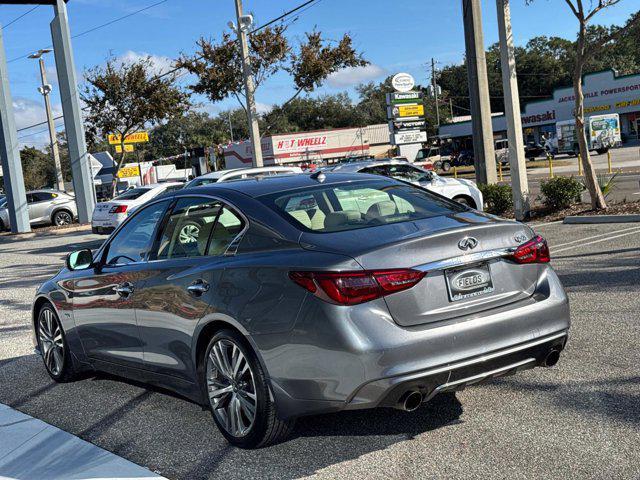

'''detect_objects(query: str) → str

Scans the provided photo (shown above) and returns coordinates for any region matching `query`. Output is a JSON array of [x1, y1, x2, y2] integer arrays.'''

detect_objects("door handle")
[[187, 279, 210, 297], [114, 282, 134, 297]]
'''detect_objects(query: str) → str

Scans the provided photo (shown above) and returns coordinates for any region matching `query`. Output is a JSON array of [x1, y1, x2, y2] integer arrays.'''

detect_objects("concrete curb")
[[563, 215, 640, 224], [0, 224, 91, 240]]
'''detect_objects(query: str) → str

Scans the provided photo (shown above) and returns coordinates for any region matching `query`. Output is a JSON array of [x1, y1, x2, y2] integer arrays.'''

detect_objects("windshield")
[[114, 187, 151, 200], [259, 180, 465, 233]]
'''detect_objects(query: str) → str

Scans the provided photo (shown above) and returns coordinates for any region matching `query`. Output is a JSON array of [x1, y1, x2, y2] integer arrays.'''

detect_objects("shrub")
[[540, 176, 584, 210], [595, 172, 618, 199], [478, 183, 513, 216]]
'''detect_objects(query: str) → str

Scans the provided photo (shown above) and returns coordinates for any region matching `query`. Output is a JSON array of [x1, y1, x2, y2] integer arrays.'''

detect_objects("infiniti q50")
[[32, 172, 570, 448]]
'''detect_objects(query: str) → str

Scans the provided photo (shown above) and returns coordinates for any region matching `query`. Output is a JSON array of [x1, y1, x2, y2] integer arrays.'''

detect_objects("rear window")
[[115, 187, 151, 200], [259, 180, 465, 233]]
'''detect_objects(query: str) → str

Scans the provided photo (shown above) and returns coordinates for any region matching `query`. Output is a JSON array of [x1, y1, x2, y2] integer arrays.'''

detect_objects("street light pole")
[[233, 0, 263, 167], [431, 58, 440, 127], [30, 49, 64, 191]]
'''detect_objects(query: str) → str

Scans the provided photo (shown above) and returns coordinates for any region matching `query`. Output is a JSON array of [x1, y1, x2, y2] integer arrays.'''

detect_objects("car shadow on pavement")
[[0, 354, 463, 480]]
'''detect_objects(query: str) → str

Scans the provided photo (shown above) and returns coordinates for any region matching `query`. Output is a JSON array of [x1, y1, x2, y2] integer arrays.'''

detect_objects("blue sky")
[[1, 0, 637, 147]]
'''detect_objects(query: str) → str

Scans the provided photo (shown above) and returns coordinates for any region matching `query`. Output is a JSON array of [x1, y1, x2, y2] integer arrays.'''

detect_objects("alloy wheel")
[[54, 211, 72, 226], [38, 308, 64, 376], [179, 223, 200, 244], [206, 339, 257, 437]]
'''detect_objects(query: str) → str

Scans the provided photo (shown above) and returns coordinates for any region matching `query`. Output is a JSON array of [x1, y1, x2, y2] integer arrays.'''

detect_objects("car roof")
[[186, 172, 396, 198], [196, 166, 301, 181], [329, 158, 416, 172]]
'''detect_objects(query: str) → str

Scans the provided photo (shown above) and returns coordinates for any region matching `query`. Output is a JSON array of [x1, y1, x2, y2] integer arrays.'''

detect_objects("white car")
[[329, 159, 483, 210], [184, 166, 303, 189], [91, 182, 183, 235]]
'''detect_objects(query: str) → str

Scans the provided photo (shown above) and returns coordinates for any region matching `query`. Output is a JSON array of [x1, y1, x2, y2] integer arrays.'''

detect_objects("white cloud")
[[326, 64, 387, 88], [116, 50, 176, 76], [255, 102, 273, 114], [13, 97, 63, 148]]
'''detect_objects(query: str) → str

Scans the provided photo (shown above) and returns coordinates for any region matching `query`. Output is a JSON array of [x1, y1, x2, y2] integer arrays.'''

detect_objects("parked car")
[[329, 159, 483, 210], [91, 182, 183, 234], [185, 166, 303, 189], [33, 172, 569, 448], [0, 189, 77, 231]]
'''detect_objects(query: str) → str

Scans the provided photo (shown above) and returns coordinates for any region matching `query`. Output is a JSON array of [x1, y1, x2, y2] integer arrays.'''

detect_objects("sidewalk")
[[0, 403, 164, 480]]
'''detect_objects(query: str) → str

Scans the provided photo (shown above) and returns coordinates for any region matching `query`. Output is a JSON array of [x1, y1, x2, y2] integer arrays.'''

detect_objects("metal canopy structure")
[[0, 0, 94, 234]]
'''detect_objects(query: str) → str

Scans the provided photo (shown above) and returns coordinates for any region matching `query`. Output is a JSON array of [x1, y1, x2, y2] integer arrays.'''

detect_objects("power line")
[[16, 0, 323, 137], [8, 0, 170, 64], [3, 5, 39, 29]]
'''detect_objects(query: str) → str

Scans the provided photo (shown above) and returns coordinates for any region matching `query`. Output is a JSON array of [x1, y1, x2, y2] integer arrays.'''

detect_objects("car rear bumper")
[[260, 265, 570, 420]]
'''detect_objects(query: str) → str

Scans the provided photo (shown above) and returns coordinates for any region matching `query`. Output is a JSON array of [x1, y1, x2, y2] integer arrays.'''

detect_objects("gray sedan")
[[0, 189, 77, 231], [32, 172, 570, 448]]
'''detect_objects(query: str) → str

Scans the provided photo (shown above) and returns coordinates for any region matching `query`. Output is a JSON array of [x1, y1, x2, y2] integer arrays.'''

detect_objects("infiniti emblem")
[[458, 237, 478, 251]]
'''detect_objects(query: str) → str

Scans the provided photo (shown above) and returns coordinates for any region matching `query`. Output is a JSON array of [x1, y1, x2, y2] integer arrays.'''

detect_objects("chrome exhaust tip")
[[543, 349, 561, 367], [397, 390, 423, 412]]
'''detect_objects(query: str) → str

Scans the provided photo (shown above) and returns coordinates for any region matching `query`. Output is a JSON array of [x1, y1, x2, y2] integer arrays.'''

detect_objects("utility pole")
[[431, 58, 440, 127], [228, 111, 234, 142], [497, 0, 529, 220], [233, 0, 263, 167], [29, 49, 64, 191], [462, 0, 497, 184]]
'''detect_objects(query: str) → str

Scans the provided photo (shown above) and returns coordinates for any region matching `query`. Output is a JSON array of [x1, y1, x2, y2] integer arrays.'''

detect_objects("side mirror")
[[66, 249, 93, 271]]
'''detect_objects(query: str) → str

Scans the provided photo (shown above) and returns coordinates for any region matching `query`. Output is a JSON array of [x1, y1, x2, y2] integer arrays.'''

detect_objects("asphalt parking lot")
[[1, 222, 639, 479]]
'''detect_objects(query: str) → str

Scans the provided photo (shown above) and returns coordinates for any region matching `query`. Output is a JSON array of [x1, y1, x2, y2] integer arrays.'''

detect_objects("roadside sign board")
[[391, 73, 415, 93], [116, 165, 141, 178], [386, 91, 423, 104], [115, 144, 135, 153], [108, 132, 149, 145], [392, 130, 427, 145], [390, 119, 427, 132], [387, 104, 425, 119]]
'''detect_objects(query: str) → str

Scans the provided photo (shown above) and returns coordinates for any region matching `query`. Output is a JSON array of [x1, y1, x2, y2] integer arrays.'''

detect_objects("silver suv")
[[0, 190, 77, 231]]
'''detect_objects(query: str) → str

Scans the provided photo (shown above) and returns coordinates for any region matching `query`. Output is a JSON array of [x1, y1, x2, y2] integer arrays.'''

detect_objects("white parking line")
[[554, 227, 640, 254], [528, 220, 563, 228], [552, 225, 640, 249]]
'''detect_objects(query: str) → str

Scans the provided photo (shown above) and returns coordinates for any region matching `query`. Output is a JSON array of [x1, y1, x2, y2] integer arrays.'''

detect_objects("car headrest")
[[365, 201, 397, 221], [324, 211, 361, 230]]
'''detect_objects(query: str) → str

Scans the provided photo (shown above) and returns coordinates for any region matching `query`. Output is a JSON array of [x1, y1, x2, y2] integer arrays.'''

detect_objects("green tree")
[[177, 27, 368, 131], [20, 146, 52, 190], [82, 56, 190, 196]]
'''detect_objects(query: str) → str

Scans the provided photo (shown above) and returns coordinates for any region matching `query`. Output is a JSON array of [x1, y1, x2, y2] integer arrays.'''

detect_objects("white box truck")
[[552, 113, 621, 157]]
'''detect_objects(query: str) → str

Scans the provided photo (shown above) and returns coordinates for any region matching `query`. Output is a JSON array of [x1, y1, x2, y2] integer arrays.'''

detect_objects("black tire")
[[0, 218, 5, 231], [441, 161, 452, 172], [52, 209, 73, 227], [36, 304, 78, 382], [453, 196, 475, 209], [595, 148, 608, 155], [202, 329, 294, 448]]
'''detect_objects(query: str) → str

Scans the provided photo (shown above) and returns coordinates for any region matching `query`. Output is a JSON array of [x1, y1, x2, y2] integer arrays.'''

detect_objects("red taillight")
[[511, 235, 550, 264], [289, 269, 426, 306], [109, 205, 128, 214]]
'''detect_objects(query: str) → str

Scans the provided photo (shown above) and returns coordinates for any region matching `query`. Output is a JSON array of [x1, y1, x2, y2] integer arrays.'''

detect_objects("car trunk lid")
[[299, 211, 539, 326]]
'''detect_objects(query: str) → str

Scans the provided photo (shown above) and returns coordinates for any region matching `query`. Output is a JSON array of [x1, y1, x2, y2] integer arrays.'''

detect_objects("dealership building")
[[439, 69, 640, 145]]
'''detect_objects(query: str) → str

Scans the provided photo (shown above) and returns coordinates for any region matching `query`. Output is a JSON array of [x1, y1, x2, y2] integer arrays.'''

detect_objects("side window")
[[104, 200, 169, 266], [416, 149, 426, 160], [156, 197, 222, 260], [26, 194, 35, 204], [207, 207, 245, 256], [33, 192, 55, 202]]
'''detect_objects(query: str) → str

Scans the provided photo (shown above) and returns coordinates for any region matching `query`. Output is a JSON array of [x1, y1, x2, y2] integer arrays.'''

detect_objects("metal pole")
[[51, 0, 95, 223], [462, 0, 497, 185], [496, 0, 529, 220], [38, 56, 65, 191], [234, 0, 263, 168], [431, 58, 440, 127], [0, 25, 30, 233], [228, 111, 234, 142]]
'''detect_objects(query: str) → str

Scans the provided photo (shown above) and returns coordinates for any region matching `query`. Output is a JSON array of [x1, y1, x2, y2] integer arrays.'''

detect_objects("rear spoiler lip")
[[413, 247, 514, 273]]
